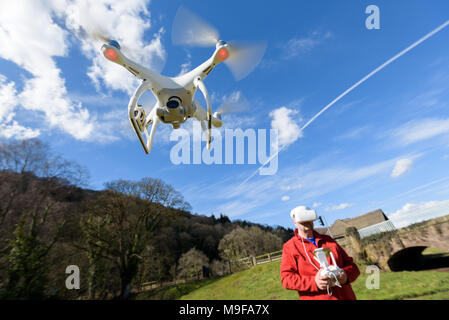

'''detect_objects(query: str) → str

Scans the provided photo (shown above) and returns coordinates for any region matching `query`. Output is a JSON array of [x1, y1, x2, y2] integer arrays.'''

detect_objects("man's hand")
[[336, 270, 348, 286], [315, 270, 330, 291]]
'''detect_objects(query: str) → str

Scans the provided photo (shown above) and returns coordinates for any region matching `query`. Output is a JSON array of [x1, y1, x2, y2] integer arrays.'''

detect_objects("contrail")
[[239, 19, 449, 187]]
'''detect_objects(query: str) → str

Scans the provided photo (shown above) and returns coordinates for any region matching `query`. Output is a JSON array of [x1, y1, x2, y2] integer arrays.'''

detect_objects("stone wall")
[[340, 216, 449, 271]]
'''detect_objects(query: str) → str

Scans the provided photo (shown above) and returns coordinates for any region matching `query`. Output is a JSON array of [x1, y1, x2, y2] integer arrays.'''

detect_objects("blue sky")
[[1, 0, 449, 230]]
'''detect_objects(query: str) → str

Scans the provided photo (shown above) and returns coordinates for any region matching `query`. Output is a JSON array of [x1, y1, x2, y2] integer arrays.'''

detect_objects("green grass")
[[133, 278, 220, 300], [176, 260, 449, 300], [133, 260, 449, 300], [180, 261, 298, 300], [352, 269, 449, 300], [407, 291, 449, 300], [422, 247, 446, 255], [422, 247, 449, 257]]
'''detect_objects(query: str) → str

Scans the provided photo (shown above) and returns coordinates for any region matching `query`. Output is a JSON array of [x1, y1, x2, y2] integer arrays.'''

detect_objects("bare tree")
[[106, 177, 191, 211], [0, 138, 89, 299], [79, 190, 161, 299], [0, 139, 89, 227], [218, 226, 282, 261], [0, 139, 89, 185], [176, 248, 209, 280]]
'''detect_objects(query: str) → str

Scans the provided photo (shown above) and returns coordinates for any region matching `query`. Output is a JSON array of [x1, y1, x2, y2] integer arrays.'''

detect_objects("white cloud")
[[0, 75, 40, 139], [269, 107, 303, 149], [0, 0, 165, 142], [284, 31, 332, 59], [0, 1, 95, 140], [325, 203, 354, 211], [388, 199, 449, 228], [216, 198, 267, 218], [0, 121, 40, 140], [280, 183, 302, 191], [20, 72, 95, 140], [335, 126, 370, 141], [190, 154, 400, 219], [177, 52, 192, 77], [313, 202, 322, 208], [391, 158, 413, 178], [215, 91, 251, 119], [391, 118, 449, 146], [281, 157, 397, 201], [61, 0, 166, 94], [0, 76, 18, 124], [281, 195, 290, 201]]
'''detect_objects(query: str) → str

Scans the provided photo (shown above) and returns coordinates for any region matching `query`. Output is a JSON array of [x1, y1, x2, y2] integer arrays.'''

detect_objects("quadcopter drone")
[[97, 7, 266, 154]]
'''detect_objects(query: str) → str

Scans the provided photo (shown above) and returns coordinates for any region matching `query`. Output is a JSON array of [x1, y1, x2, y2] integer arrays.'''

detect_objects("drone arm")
[[128, 80, 148, 107], [194, 77, 211, 115], [123, 56, 165, 84], [180, 56, 216, 82], [177, 47, 225, 84]]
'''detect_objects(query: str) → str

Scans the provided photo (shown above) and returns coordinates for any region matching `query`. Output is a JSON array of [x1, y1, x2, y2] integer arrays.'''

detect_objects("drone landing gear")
[[128, 81, 160, 155], [129, 109, 159, 155]]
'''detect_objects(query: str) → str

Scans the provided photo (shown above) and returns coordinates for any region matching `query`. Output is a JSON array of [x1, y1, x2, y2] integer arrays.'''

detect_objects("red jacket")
[[280, 229, 360, 300]]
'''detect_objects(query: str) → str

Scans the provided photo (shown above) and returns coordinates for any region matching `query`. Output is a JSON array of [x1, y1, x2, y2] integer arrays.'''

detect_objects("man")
[[280, 206, 360, 300]]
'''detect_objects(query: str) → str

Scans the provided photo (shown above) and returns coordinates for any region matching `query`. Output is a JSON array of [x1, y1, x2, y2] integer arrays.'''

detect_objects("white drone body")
[[98, 7, 265, 154], [102, 40, 228, 153]]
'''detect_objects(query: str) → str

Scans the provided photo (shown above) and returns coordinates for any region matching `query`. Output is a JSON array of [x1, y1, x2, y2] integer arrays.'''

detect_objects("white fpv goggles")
[[290, 206, 318, 223]]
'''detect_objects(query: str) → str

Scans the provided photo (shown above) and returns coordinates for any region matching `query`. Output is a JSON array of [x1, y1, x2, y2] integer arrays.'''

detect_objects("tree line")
[[0, 139, 293, 299]]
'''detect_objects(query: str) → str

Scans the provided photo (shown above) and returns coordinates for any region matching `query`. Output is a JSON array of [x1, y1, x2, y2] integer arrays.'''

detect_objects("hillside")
[[177, 260, 449, 300], [0, 152, 294, 299]]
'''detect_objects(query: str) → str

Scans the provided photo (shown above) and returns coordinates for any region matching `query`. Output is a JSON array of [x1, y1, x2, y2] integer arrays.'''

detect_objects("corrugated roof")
[[316, 209, 388, 238]]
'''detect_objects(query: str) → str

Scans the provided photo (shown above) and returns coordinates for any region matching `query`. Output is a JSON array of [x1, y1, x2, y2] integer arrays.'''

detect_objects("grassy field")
[[181, 260, 298, 300], [134, 259, 449, 300]]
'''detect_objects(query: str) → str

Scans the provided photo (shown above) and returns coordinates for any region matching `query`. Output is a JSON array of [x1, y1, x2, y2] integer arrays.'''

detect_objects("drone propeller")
[[216, 92, 250, 116], [172, 6, 219, 47], [172, 6, 266, 81], [75, 25, 126, 53], [225, 41, 267, 81], [90, 29, 111, 43], [76, 24, 107, 43]]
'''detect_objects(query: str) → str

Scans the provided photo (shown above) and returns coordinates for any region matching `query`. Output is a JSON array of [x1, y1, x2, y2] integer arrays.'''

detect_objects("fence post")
[[252, 256, 256, 266], [268, 253, 271, 262]]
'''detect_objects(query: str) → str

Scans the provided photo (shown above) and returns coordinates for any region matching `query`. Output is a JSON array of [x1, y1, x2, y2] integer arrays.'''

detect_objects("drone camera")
[[167, 96, 182, 109], [156, 97, 187, 124]]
